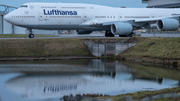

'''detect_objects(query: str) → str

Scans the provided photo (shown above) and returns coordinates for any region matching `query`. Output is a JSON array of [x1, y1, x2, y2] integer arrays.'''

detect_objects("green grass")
[[0, 34, 56, 38], [0, 38, 92, 57], [105, 87, 180, 101], [2, 37, 180, 59], [121, 37, 180, 59]]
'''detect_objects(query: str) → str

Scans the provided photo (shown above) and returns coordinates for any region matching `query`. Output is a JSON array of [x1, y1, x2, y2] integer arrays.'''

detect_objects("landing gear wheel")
[[29, 34, 34, 38], [28, 28, 35, 38]]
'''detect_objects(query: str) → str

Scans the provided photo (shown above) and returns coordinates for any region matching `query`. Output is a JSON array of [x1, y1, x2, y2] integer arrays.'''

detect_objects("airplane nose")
[[4, 14, 10, 22]]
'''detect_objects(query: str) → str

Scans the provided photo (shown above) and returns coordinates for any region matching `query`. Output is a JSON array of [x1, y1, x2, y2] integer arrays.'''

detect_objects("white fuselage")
[[4, 3, 180, 31]]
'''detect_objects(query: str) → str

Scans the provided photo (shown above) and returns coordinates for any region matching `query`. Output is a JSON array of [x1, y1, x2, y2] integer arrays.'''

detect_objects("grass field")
[[119, 37, 180, 65], [121, 37, 180, 59], [0, 38, 92, 57], [106, 87, 180, 101], [1, 37, 180, 60]]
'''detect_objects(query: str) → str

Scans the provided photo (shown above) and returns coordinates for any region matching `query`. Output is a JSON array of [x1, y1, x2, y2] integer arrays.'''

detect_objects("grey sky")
[[0, 0, 147, 10]]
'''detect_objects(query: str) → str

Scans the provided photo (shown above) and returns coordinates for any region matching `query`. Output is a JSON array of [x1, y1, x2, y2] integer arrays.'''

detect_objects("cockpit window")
[[21, 5, 28, 7]]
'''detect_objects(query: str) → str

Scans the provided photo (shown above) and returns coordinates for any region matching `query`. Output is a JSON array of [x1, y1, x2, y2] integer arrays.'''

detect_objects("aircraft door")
[[56, 2, 61, 8], [83, 13, 87, 22], [119, 13, 123, 21], [38, 13, 43, 21], [151, 14, 155, 18]]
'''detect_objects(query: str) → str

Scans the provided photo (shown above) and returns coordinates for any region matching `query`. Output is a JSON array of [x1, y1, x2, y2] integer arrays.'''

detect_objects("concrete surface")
[[0, 33, 180, 39]]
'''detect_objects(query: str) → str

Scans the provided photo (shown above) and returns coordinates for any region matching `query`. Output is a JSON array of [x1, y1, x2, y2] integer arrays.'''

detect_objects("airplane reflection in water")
[[4, 59, 179, 100]]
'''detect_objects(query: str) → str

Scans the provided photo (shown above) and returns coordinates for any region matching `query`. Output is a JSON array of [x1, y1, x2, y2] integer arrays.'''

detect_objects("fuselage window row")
[[61, 7, 86, 9], [125, 16, 150, 18], [12, 16, 35, 18], [95, 16, 106, 18], [41, 7, 57, 8], [11, 16, 151, 19], [11, 16, 81, 18], [49, 16, 81, 18], [97, 16, 116, 18]]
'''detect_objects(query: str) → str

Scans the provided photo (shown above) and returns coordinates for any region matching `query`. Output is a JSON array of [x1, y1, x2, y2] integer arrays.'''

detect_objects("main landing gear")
[[28, 29, 34, 38], [105, 31, 136, 37], [105, 31, 115, 37], [129, 32, 135, 37]]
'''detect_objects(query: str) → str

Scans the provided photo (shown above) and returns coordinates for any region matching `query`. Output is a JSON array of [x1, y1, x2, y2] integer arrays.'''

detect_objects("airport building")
[[142, 0, 180, 8]]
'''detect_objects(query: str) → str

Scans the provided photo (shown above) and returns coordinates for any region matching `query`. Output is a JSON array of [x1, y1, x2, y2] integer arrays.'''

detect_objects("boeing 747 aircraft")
[[4, 2, 180, 38]]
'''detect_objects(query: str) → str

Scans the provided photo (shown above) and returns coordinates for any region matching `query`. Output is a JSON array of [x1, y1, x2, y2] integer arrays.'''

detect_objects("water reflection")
[[2, 59, 178, 100], [0, 59, 135, 73]]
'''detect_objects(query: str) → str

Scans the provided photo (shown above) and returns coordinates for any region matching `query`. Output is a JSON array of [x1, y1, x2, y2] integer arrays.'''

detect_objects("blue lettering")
[[74, 11, 77, 15], [69, 11, 73, 15], [43, 9, 78, 15], [49, 11, 52, 15], [62, 11, 65, 15], [44, 9, 48, 15], [52, 9, 54, 15]]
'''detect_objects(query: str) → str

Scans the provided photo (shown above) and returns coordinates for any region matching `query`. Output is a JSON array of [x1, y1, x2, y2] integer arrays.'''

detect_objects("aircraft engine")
[[157, 18, 179, 31], [76, 30, 92, 34], [111, 22, 133, 36]]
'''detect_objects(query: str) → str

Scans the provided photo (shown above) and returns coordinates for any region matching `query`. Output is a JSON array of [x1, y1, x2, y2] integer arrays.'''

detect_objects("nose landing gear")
[[29, 34, 34, 38], [28, 29, 34, 38]]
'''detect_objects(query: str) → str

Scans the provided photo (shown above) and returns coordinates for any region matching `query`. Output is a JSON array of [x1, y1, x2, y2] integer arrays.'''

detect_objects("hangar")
[[142, 0, 180, 8]]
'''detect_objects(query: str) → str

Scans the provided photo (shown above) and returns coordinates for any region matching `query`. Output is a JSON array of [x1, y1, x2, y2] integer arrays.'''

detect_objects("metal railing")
[[0, 5, 17, 14]]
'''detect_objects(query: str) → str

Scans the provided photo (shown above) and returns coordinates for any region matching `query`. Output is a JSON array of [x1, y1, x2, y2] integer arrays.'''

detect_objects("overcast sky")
[[0, 0, 147, 11]]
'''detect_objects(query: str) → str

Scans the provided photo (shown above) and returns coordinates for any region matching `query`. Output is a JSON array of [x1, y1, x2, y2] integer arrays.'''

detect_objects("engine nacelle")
[[76, 30, 92, 34], [157, 18, 179, 31], [111, 22, 133, 36]]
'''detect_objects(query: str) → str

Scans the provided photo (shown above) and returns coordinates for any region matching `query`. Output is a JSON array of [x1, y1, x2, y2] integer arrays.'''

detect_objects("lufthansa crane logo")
[[24, 10, 29, 15], [30, 6, 34, 9]]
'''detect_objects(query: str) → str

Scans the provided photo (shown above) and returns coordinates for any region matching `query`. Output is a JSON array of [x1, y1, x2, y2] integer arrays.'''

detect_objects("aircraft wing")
[[80, 16, 180, 29], [134, 16, 179, 22], [80, 17, 164, 26]]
